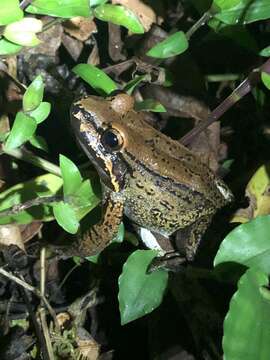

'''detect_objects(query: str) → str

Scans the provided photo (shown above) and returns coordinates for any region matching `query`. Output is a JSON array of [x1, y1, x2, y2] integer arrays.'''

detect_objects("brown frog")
[[70, 93, 233, 261]]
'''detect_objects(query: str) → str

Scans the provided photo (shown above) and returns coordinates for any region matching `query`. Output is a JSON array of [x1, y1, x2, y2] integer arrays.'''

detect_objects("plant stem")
[[2, 147, 61, 177], [181, 58, 270, 145], [186, 11, 213, 39], [20, 0, 33, 10]]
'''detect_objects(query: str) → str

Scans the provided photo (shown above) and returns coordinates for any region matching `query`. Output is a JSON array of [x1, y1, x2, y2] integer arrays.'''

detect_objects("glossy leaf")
[[124, 75, 146, 95], [214, 215, 270, 274], [135, 99, 166, 113], [59, 155, 83, 197], [23, 75, 44, 112], [29, 135, 48, 152], [0, 39, 22, 55], [72, 179, 100, 218], [94, 4, 144, 34], [118, 250, 168, 325], [90, 0, 108, 6], [26, 0, 91, 18], [0, 174, 62, 224], [223, 268, 270, 360], [261, 71, 270, 90], [4, 18, 42, 46], [260, 45, 270, 57], [5, 112, 37, 150], [215, 0, 270, 25], [73, 64, 118, 96], [147, 31, 188, 59], [29, 102, 51, 124], [0, 0, 23, 25], [213, 0, 242, 10], [53, 201, 79, 234]]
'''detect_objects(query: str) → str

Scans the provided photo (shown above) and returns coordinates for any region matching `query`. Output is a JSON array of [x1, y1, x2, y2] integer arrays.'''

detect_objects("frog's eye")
[[101, 128, 124, 151]]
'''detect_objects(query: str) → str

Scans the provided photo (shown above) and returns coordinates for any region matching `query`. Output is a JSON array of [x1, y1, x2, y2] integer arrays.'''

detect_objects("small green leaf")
[[60, 155, 83, 197], [26, 0, 91, 18], [5, 112, 37, 150], [29, 135, 48, 152], [118, 250, 168, 325], [215, 0, 270, 25], [29, 102, 51, 124], [0, 174, 62, 224], [94, 4, 144, 34], [72, 179, 100, 218], [0, 0, 23, 25], [4, 18, 42, 46], [124, 75, 146, 95], [214, 215, 270, 275], [223, 268, 270, 360], [73, 64, 118, 96], [53, 201, 79, 234], [135, 99, 166, 113], [260, 46, 270, 57], [147, 31, 188, 59], [261, 72, 270, 90], [0, 39, 22, 55], [23, 75, 44, 112]]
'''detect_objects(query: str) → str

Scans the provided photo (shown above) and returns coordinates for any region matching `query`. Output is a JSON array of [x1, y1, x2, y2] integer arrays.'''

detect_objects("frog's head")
[[70, 93, 135, 192]]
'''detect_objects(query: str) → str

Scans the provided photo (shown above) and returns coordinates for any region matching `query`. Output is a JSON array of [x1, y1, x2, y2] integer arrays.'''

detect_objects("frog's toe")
[[147, 252, 186, 273]]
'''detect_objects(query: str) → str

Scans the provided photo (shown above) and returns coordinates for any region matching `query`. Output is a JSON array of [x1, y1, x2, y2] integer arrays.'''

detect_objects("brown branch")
[[180, 59, 270, 145]]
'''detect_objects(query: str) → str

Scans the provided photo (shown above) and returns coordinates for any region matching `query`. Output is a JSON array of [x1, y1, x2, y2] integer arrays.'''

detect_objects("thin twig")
[[186, 11, 213, 39], [41, 18, 66, 33], [2, 147, 61, 176], [180, 58, 270, 145], [0, 267, 58, 326], [39, 247, 56, 359], [20, 0, 33, 10], [0, 196, 61, 218]]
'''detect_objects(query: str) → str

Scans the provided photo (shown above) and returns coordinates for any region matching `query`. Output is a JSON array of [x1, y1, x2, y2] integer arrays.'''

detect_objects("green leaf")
[[53, 201, 79, 234], [29, 135, 48, 152], [0, 174, 62, 224], [23, 75, 44, 112], [215, 0, 270, 25], [214, 215, 270, 275], [90, 0, 108, 6], [260, 45, 270, 57], [72, 179, 100, 219], [73, 64, 118, 96], [0, 39, 22, 55], [147, 31, 188, 59], [223, 268, 270, 360], [134, 99, 166, 113], [124, 75, 146, 95], [29, 102, 51, 124], [94, 4, 144, 34], [0, 0, 23, 25], [118, 250, 168, 325], [4, 18, 42, 46], [59, 155, 83, 197], [261, 72, 270, 90], [213, 0, 242, 10], [5, 112, 37, 150], [26, 0, 91, 18]]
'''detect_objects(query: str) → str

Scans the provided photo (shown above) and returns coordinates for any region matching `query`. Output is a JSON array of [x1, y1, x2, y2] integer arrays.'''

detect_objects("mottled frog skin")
[[70, 94, 233, 261]]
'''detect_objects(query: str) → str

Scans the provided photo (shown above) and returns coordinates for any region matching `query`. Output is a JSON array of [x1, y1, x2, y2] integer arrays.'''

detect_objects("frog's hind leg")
[[176, 215, 214, 261]]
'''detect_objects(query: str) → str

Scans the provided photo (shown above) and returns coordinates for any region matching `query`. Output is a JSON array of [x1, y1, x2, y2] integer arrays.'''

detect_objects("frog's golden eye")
[[101, 128, 124, 151]]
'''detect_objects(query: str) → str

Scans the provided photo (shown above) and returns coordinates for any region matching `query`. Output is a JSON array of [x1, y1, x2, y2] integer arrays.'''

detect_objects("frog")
[[69, 93, 233, 262]]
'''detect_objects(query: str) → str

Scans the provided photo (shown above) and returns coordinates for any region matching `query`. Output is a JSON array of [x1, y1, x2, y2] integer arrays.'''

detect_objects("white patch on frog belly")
[[140, 228, 165, 255]]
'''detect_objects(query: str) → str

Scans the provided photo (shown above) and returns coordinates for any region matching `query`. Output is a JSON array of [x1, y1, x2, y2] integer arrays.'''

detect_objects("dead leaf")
[[63, 17, 97, 42], [112, 0, 158, 31], [231, 164, 270, 223]]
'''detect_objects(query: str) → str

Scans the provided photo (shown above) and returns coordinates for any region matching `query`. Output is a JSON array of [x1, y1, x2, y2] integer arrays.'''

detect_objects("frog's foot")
[[147, 251, 186, 273]]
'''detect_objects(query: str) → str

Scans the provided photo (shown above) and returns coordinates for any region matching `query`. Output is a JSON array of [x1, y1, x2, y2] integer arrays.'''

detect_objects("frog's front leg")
[[176, 214, 214, 261], [60, 194, 124, 258]]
